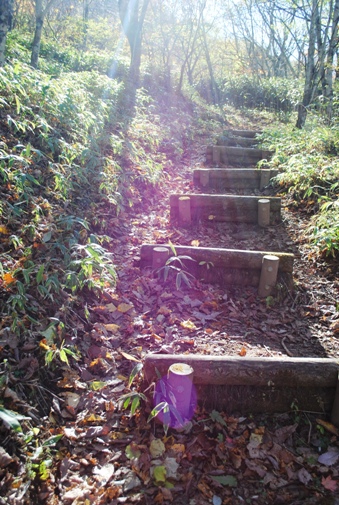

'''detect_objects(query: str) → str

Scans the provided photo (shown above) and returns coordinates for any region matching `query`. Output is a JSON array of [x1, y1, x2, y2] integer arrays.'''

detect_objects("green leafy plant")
[[156, 243, 196, 290], [118, 363, 147, 417], [0, 406, 30, 432]]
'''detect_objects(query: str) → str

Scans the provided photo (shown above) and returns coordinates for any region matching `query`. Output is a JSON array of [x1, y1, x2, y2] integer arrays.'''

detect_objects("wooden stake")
[[331, 372, 339, 426], [152, 246, 169, 269], [260, 169, 271, 189], [178, 196, 191, 226], [168, 363, 194, 420], [258, 254, 279, 297], [258, 198, 271, 227]]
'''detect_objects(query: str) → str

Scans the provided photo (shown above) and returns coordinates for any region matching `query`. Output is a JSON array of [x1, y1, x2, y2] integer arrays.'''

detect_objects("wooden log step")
[[139, 244, 294, 288], [225, 129, 262, 138], [206, 146, 274, 167], [193, 168, 279, 190], [170, 193, 281, 224], [216, 136, 257, 148], [144, 354, 339, 417]]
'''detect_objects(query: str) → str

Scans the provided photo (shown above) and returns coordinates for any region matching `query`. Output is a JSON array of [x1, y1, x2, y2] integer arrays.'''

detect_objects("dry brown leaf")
[[119, 350, 141, 362], [117, 303, 134, 313], [104, 323, 120, 333], [316, 418, 339, 436], [106, 303, 117, 312]]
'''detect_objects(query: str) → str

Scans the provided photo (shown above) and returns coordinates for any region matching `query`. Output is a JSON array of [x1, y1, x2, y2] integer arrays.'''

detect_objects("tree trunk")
[[0, 0, 13, 66], [201, 15, 219, 104], [323, 0, 339, 121], [30, 0, 43, 68], [118, 0, 150, 87], [296, 0, 318, 128]]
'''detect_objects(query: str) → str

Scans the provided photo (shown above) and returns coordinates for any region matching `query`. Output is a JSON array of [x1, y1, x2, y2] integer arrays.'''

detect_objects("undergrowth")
[[260, 121, 339, 257]]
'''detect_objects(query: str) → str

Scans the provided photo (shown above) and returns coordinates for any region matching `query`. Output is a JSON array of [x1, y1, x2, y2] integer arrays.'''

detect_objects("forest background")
[[1, 0, 339, 504]]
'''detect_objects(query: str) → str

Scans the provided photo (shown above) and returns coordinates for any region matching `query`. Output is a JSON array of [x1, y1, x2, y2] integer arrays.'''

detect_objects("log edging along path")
[[140, 130, 339, 424], [144, 354, 339, 421]]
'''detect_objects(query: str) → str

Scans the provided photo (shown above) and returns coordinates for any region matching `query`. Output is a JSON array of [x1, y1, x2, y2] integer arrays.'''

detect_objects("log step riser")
[[139, 244, 294, 290], [144, 355, 339, 417], [193, 168, 279, 190], [206, 146, 274, 167], [170, 194, 281, 224]]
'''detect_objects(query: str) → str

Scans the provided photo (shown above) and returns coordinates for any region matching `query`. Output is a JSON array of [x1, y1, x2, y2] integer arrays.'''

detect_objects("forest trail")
[[48, 128, 339, 505]]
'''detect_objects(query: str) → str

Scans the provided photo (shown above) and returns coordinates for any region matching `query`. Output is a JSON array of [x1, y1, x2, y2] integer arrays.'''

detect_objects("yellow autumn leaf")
[[3, 272, 16, 286], [191, 240, 200, 247], [82, 414, 104, 423], [117, 303, 134, 313], [180, 320, 197, 331], [0, 225, 9, 235], [171, 443, 186, 454], [104, 323, 120, 333]]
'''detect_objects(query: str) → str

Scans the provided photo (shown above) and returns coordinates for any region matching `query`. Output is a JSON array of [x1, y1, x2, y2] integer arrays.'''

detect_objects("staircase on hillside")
[[138, 129, 339, 424]]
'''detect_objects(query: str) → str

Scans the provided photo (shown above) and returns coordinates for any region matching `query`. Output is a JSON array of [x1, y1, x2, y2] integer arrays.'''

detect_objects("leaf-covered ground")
[[1, 110, 339, 504]]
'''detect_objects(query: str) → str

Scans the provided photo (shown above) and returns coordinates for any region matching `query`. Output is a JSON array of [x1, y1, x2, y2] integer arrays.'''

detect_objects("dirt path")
[[103, 139, 339, 364], [53, 135, 339, 505]]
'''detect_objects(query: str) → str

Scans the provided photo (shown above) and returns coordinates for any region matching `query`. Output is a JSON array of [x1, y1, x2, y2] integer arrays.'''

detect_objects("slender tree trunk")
[[0, 0, 13, 66], [296, 0, 318, 128], [31, 0, 43, 68], [118, 0, 150, 88], [201, 16, 218, 104], [323, 0, 339, 121]]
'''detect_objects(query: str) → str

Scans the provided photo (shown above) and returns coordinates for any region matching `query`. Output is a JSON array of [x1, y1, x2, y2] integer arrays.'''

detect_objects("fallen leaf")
[[119, 351, 141, 362], [297, 467, 312, 485], [318, 448, 339, 466], [42, 230, 52, 243], [2, 272, 16, 286], [180, 320, 198, 331], [117, 303, 134, 313], [89, 381, 107, 391], [0, 225, 9, 235], [191, 240, 200, 247], [239, 346, 247, 356], [126, 443, 141, 460], [153, 465, 167, 484], [164, 457, 179, 479], [322, 475, 337, 491], [171, 443, 185, 454], [211, 474, 237, 487], [316, 419, 339, 436], [62, 392, 81, 409], [150, 439, 166, 458], [104, 324, 120, 332]]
